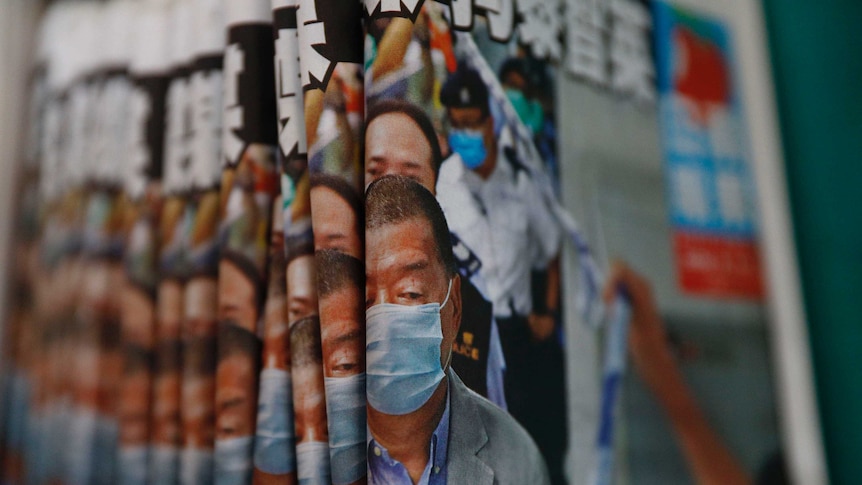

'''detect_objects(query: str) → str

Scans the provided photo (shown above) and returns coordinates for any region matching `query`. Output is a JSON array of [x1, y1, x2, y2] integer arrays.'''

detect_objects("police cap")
[[440, 63, 490, 118]]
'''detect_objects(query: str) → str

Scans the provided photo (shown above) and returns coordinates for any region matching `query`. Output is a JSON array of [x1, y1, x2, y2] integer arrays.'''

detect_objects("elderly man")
[[365, 176, 549, 485], [364, 99, 506, 409]]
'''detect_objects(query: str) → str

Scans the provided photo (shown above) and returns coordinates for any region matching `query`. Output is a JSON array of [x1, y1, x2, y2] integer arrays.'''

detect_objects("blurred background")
[[0, 0, 859, 484]]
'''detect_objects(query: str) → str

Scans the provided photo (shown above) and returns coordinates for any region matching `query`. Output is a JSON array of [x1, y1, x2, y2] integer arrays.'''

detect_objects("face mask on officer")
[[254, 367, 296, 475], [324, 373, 366, 485], [366, 279, 453, 415], [505, 88, 544, 135], [448, 129, 488, 170]]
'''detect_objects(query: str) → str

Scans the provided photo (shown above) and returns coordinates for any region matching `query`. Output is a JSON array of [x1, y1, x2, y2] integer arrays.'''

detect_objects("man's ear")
[[450, 274, 462, 336]]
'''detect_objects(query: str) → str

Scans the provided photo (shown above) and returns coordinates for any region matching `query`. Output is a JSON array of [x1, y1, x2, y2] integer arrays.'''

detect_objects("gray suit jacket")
[[447, 369, 551, 485]]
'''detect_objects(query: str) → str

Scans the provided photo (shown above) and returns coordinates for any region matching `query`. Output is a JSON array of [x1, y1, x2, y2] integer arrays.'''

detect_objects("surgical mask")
[[7, 372, 29, 450], [254, 368, 296, 474], [118, 445, 149, 485], [324, 373, 366, 485], [150, 445, 180, 485], [93, 416, 118, 485], [366, 279, 452, 415], [180, 447, 213, 485], [448, 129, 488, 170], [26, 411, 49, 485], [296, 441, 331, 485], [214, 436, 254, 485], [505, 88, 544, 134], [45, 406, 63, 479], [67, 407, 98, 485]]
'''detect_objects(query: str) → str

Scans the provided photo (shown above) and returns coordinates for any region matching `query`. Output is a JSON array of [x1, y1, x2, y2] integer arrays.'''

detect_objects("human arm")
[[370, 17, 414, 80], [303, 88, 324, 149], [527, 256, 560, 342], [603, 261, 751, 485]]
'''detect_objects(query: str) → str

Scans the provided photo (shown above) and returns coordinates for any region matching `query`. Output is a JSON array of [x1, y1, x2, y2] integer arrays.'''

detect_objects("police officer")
[[438, 64, 567, 485]]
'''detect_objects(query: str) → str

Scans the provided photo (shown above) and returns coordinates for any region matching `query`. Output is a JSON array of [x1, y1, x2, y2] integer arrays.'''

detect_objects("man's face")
[[218, 259, 259, 332], [293, 361, 327, 443], [320, 287, 364, 378], [365, 113, 436, 193], [286, 255, 318, 325], [502, 70, 528, 92], [447, 106, 494, 170], [119, 369, 151, 446], [185, 277, 218, 337], [310, 187, 362, 259], [216, 353, 257, 440], [366, 217, 461, 369], [181, 374, 216, 449], [152, 370, 181, 445]]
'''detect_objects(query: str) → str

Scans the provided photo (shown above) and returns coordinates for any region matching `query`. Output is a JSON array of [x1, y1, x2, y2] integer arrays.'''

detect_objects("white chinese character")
[[564, 0, 609, 86], [478, 0, 515, 42], [164, 78, 193, 194], [518, 0, 563, 61], [449, 0, 475, 30], [298, 0, 332, 88], [125, 86, 152, 200], [222, 42, 246, 168], [609, 0, 655, 103], [363, 0, 422, 17], [673, 166, 708, 222], [190, 70, 224, 190], [275, 24, 308, 158]]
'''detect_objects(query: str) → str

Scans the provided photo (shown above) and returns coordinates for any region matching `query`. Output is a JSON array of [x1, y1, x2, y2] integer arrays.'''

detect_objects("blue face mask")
[[505, 88, 544, 134], [149, 445, 180, 485], [118, 445, 149, 485], [8, 372, 29, 451], [366, 279, 452, 416], [67, 407, 98, 485], [448, 129, 488, 170], [180, 447, 213, 485], [93, 416, 118, 484], [253, 368, 296, 475], [324, 373, 367, 485], [296, 441, 331, 485], [214, 436, 254, 485]]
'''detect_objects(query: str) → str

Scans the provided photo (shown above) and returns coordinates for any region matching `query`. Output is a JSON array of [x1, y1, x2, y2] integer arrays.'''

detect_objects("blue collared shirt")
[[367, 391, 450, 485]]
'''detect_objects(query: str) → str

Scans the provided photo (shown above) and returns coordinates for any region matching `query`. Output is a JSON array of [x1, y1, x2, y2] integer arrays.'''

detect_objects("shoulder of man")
[[448, 370, 551, 485]]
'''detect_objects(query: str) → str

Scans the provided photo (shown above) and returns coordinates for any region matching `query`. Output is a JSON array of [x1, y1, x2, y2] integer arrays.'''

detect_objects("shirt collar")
[[367, 386, 451, 485]]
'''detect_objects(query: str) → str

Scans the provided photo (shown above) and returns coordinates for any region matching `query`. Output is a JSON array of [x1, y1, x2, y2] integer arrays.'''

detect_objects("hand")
[[527, 313, 556, 342], [602, 260, 672, 374]]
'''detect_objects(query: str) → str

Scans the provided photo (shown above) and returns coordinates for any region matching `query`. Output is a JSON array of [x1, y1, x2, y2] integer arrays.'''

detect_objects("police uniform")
[[447, 234, 507, 409], [437, 125, 567, 485], [436, 125, 561, 319]]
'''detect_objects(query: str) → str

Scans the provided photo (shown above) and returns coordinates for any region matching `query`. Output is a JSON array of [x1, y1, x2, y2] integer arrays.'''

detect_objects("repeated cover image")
[[0, 1, 785, 485]]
